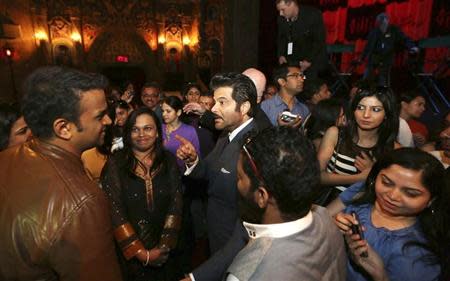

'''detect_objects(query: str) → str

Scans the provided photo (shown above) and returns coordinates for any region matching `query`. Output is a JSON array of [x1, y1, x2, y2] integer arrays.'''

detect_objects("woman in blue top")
[[334, 148, 450, 281]]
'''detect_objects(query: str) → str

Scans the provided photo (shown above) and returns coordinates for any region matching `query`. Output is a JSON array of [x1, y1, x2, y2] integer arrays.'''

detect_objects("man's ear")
[[53, 118, 73, 140], [240, 101, 251, 116], [256, 186, 270, 208], [400, 101, 407, 109], [177, 109, 182, 117], [277, 78, 286, 88]]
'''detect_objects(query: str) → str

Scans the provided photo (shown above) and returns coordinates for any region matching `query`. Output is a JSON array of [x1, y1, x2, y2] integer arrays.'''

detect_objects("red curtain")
[[321, 0, 447, 76]]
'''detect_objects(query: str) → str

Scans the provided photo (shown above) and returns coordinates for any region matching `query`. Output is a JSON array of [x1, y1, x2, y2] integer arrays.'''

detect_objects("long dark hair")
[[121, 107, 167, 175], [162, 96, 183, 112], [305, 98, 343, 140], [344, 87, 399, 159], [354, 148, 450, 279]]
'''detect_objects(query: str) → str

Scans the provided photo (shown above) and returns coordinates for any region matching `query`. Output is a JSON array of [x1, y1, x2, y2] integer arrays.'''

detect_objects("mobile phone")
[[280, 111, 298, 123], [351, 211, 368, 258]]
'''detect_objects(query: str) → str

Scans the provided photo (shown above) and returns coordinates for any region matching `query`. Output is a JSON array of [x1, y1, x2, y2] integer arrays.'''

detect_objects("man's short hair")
[[301, 78, 326, 101], [242, 127, 320, 220], [272, 63, 300, 86], [276, 0, 299, 5], [399, 89, 424, 104], [22, 66, 108, 139], [210, 72, 257, 117], [141, 81, 161, 93]]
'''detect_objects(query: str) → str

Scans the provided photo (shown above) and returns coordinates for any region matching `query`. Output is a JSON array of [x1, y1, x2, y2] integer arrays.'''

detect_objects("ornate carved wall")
[[0, 0, 227, 101]]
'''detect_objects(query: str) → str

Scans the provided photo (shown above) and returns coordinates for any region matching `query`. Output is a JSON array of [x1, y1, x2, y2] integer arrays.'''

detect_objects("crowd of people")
[[0, 1, 449, 281]]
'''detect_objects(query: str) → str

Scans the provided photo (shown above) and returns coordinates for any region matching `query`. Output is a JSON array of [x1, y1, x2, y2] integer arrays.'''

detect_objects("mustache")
[[212, 113, 221, 119]]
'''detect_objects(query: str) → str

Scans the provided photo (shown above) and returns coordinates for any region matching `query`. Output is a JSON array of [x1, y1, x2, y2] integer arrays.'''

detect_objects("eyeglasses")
[[286, 72, 306, 79], [242, 137, 265, 184]]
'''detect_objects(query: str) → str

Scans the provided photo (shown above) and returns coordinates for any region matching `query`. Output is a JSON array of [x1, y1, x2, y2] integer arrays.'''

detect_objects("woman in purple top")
[[334, 148, 450, 281], [161, 96, 200, 171]]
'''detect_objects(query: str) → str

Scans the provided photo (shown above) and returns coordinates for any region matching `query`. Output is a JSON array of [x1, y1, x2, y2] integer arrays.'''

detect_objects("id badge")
[[287, 42, 293, 55]]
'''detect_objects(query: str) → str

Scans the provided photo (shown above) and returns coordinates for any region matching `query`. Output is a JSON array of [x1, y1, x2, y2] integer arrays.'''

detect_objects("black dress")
[[101, 150, 183, 281]]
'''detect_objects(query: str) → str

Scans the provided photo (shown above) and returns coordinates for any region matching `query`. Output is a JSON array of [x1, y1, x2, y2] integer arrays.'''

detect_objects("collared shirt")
[[243, 211, 313, 239], [228, 118, 253, 142], [225, 212, 314, 281], [260, 94, 309, 126], [184, 118, 254, 175]]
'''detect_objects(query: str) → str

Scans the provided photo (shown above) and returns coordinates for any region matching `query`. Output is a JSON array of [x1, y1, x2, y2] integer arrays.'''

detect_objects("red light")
[[115, 55, 129, 63]]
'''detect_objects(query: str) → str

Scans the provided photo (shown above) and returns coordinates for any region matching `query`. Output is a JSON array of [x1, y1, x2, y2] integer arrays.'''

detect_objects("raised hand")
[[183, 102, 206, 116], [354, 151, 374, 175], [277, 114, 302, 128], [346, 234, 388, 281], [120, 89, 134, 103], [299, 60, 311, 71], [334, 212, 357, 235], [147, 246, 170, 267], [279, 56, 287, 65], [175, 134, 198, 164]]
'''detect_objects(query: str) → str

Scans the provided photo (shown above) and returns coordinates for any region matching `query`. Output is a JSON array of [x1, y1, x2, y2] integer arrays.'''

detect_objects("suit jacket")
[[226, 206, 347, 281], [361, 25, 416, 66], [276, 5, 327, 76], [193, 220, 248, 281], [189, 120, 256, 253]]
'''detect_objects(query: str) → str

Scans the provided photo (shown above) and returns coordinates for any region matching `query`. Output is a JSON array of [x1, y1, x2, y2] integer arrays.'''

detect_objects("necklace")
[[165, 122, 181, 142], [134, 152, 157, 211]]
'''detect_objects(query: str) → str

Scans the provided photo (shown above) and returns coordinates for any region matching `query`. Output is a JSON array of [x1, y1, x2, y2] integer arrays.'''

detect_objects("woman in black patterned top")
[[101, 108, 183, 281]]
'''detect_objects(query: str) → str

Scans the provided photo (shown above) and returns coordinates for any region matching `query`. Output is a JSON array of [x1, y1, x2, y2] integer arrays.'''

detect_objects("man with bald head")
[[242, 68, 266, 104]]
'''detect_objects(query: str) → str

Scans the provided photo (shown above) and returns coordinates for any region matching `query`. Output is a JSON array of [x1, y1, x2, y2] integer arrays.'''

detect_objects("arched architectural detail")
[[87, 29, 155, 66]]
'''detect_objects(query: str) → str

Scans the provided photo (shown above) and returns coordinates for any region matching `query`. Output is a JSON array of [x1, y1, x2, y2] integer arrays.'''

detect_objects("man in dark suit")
[[177, 72, 258, 255], [183, 68, 272, 133], [359, 13, 418, 87], [276, 0, 327, 79]]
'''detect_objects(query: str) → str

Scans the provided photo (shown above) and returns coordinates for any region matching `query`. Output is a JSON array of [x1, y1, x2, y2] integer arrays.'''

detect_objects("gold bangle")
[[143, 250, 150, 266]]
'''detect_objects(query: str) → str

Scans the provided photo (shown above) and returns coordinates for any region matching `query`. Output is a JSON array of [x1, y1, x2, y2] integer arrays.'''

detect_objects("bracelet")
[[143, 251, 150, 266]]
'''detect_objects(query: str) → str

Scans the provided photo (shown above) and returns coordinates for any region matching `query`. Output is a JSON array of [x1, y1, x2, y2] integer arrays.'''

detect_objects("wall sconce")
[[158, 34, 166, 44], [34, 30, 48, 41], [182, 36, 191, 46], [70, 32, 81, 43]]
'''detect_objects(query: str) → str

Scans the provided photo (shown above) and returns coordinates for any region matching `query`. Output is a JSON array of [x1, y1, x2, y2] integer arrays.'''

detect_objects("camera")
[[280, 111, 299, 123]]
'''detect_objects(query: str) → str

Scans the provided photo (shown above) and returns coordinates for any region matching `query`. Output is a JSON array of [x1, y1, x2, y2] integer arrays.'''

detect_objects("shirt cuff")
[[189, 273, 196, 281], [184, 156, 199, 176]]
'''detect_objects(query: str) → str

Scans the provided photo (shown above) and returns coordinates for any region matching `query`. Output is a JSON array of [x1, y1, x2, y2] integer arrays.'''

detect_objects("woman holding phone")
[[334, 148, 450, 281]]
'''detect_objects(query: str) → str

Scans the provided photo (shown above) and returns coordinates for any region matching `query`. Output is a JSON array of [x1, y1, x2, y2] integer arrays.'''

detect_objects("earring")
[[427, 200, 435, 215]]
